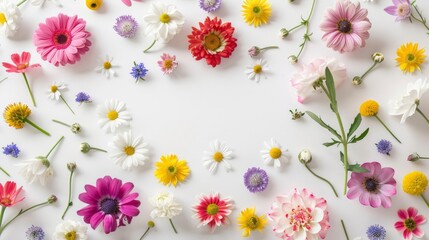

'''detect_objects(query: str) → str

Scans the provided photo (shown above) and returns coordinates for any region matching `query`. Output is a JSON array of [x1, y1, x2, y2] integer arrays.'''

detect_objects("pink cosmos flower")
[[0, 181, 25, 207], [268, 188, 330, 240], [2, 52, 40, 73], [192, 193, 233, 230], [320, 0, 372, 53], [33, 14, 91, 66], [77, 176, 140, 234], [347, 162, 397, 208], [157, 53, 178, 75], [394, 207, 426, 240], [385, 0, 411, 21], [121, 0, 140, 7], [290, 57, 347, 103]]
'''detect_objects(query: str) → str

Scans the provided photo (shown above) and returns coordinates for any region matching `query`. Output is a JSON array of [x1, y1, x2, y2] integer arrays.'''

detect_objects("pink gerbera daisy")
[[157, 53, 178, 75], [77, 176, 140, 234], [394, 207, 426, 240], [0, 181, 25, 207], [320, 0, 372, 53], [347, 162, 397, 208], [33, 14, 92, 66], [192, 193, 233, 230]]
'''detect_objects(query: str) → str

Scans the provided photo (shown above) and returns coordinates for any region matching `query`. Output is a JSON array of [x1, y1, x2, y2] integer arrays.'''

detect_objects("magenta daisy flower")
[[33, 14, 92, 66], [394, 207, 426, 240], [347, 162, 397, 208], [320, 0, 371, 53], [77, 176, 140, 234]]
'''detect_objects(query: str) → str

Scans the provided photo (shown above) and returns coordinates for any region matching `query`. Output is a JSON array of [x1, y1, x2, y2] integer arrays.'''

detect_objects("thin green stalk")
[[295, 0, 316, 59], [0, 167, 10, 177], [0, 207, 6, 228], [60, 96, 75, 115], [421, 194, 429, 208], [0, 77, 7, 84], [360, 62, 378, 80], [259, 46, 279, 51], [169, 218, 178, 234], [22, 73, 36, 107], [139, 227, 151, 240], [22, 118, 50, 136], [52, 119, 71, 127], [91, 147, 107, 153], [61, 169, 75, 219], [304, 164, 338, 197], [46, 136, 64, 158], [287, 23, 303, 33], [16, 0, 27, 7], [143, 40, 157, 53], [341, 219, 350, 240], [374, 115, 401, 143], [410, 5, 429, 31], [416, 108, 429, 125]]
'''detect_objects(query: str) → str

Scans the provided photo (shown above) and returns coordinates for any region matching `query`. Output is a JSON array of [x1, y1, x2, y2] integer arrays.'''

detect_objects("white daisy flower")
[[202, 139, 233, 173], [109, 130, 149, 170], [150, 192, 182, 219], [16, 156, 53, 185], [0, 0, 21, 38], [48, 81, 66, 101], [52, 220, 88, 240], [95, 55, 117, 79], [260, 138, 288, 168], [389, 78, 429, 123], [245, 58, 269, 83], [97, 99, 132, 133], [30, 0, 62, 7], [143, 2, 184, 43]]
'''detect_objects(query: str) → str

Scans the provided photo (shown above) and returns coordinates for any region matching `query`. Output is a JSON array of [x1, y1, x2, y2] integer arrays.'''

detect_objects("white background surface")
[[1, 0, 429, 239]]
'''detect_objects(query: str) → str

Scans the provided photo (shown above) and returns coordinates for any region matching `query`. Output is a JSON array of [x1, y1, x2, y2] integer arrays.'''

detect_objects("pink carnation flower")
[[320, 0, 371, 53], [268, 188, 330, 240], [347, 162, 397, 208], [394, 207, 426, 240], [290, 57, 347, 103], [33, 14, 91, 66]]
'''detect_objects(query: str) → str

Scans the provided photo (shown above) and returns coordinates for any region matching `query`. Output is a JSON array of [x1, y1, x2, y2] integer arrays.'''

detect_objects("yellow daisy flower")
[[154, 154, 190, 187], [242, 0, 272, 27], [237, 207, 267, 237], [396, 42, 426, 73], [3, 102, 50, 136]]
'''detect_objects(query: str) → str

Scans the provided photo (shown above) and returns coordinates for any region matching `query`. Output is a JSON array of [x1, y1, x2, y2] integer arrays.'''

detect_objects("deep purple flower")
[[384, 0, 411, 21], [130, 62, 148, 81], [243, 167, 268, 193], [26, 225, 45, 240], [75, 92, 92, 104], [77, 176, 141, 234], [199, 0, 222, 13], [376, 139, 392, 155], [2, 143, 20, 158], [113, 15, 138, 38], [366, 224, 386, 240]]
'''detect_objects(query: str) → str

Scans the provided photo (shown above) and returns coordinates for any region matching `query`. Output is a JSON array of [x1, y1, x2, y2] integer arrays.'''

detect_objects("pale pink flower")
[[320, 1, 372, 53], [157, 53, 178, 75]]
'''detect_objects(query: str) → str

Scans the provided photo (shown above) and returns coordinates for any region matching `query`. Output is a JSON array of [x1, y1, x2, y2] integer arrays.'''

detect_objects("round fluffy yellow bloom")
[[360, 100, 379, 117], [3, 102, 31, 129], [396, 42, 426, 73], [237, 207, 267, 237], [242, 0, 272, 27], [154, 154, 190, 187], [402, 171, 428, 195], [86, 0, 102, 10]]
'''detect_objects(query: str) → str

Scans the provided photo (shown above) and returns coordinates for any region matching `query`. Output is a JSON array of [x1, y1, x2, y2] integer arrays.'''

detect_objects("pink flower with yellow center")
[[0, 181, 24, 207]]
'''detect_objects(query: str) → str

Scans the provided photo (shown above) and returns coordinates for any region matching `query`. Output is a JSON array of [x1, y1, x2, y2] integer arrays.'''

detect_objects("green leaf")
[[349, 128, 369, 144], [348, 163, 369, 173], [306, 111, 342, 141], [340, 151, 344, 164], [323, 138, 340, 147], [325, 67, 337, 111], [347, 114, 362, 140]]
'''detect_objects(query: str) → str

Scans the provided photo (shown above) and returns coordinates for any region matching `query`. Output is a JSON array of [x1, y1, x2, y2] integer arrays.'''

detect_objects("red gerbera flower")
[[0, 181, 25, 207], [188, 17, 237, 68], [192, 193, 233, 230]]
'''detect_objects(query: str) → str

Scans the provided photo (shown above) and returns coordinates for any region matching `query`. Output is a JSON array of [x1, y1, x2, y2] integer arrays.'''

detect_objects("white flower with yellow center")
[[245, 58, 269, 83], [260, 138, 288, 168], [47, 81, 66, 101], [109, 130, 149, 170], [94, 55, 117, 79], [0, 0, 21, 38], [97, 99, 132, 133], [52, 219, 88, 240], [202, 139, 233, 173], [143, 2, 184, 43]]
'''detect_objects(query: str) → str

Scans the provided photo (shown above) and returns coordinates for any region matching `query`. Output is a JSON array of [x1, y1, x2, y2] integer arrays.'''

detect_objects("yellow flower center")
[[206, 203, 219, 215], [0, 198, 11, 206], [213, 152, 224, 162], [65, 231, 76, 240], [407, 53, 415, 62], [204, 33, 222, 51], [253, 6, 261, 14], [168, 166, 176, 174], [103, 61, 112, 69], [253, 65, 262, 74], [159, 13, 171, 23], [0, 13, 6, 25], [107, 110, 119, 120], [246, 216, 259, 229], [269, 147, 282, 159], [51, 85, 58, 93], [163, 59, 173, 69], [123, 146, 135, 156]]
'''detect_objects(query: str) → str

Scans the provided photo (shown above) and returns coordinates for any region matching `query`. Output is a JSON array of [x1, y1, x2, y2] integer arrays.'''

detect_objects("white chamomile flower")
[[0, 0, 21, 38], [16, 156, 53, 185], [260, 138, 288, 168], [95, 55, 117, 79], [149, 192, 182, 219], [109, 130, 149, 170], [245, 58, 268, 83], [48, 81, 66, 101], [52, 219, 88, 240], [143, 2, 184, 43], [97, 99, 132, 133], [30, 0, 62, 7], [202, 139, 233, 173]]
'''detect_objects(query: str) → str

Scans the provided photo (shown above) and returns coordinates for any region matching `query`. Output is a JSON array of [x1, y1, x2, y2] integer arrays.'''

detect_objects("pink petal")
[[103, 214, 117, 234], [90, 211, 105, 229], [398, 209, 408, 219], [407, 207, 418, 218], [10, 53, 21, 66], [122, 0, 132, 6]]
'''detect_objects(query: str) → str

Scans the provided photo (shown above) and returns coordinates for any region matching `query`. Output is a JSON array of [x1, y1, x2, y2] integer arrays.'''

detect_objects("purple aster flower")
[[2, 142, 20, 158], [199, 0, 222, 13], [243, 167, 268, 193], [130, 62, 148, 82], [366, 224, 386, 240], [113, 15, 138, 38], [384, 0, 411, 21], [26, 225, 45, 240], [376, 139, 392, 155], [75, 92, 92, 104]]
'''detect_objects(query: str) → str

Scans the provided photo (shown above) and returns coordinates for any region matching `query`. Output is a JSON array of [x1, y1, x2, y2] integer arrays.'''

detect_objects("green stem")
[[90, 147, 107, 153], [139, 227, 151, 240], [16, 0, 27, 7], [287, 23, 304, 33], [61, 170, 74, 219], [374, 115, 401, 143], [60, 95, 75, 115], [22, 73, 36, 107], [421, 194, 429, 208], [0, 207, 5, 229], [259, 46, 279, 51], [341, 219, 350, 240], [169, 218, 178, 234], [295, 0, 316, 59], [22, 118, 50, 136], [0, 167, 10, 177], [52, 119, 71, 127], [416, 108, 429, 125], [410, 4, 429, 32], [304, 164, 338, 197], [360, 62, 378, 80], [0, 77, 7, 84], [143, 40, 157, 53], [46, 136, 64, 158]]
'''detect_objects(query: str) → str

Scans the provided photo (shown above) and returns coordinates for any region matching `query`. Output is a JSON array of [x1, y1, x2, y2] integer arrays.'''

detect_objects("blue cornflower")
[[26, 225, 45, 240], [130, 62, 148, 82], [75, 92, 92, 104], [2, 143, 20, 158], [375, 139, 392, 155], [366, 224, 386, 240]]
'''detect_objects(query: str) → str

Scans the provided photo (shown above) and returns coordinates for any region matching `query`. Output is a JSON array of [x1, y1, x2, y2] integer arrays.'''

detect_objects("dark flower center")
[[404, 218, 416, 230], [91, 3, 97, 8], [57, 34, 68, 44], [247, 216, 259, 229], [100, 198, 119, 214], [337, 19, 352, 33], [253, 6, 261, 14], [204, 33, 222, 51], [364, 178, 379, 192]]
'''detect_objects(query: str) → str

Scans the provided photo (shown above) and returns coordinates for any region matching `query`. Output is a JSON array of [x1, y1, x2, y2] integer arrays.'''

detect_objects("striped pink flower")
[[394, 207, 426, 240], [192, 193, 233, 230]]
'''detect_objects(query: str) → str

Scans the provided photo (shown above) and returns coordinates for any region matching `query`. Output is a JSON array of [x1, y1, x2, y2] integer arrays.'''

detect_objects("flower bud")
[[147, 221, 155, 228], [298, 149, 312, 164], [288, 55, 298, 64], [248, 46, 260, 57], [407, 153, 420, 162], [67, 162, 77, 172], [71, 123, 81, 134], [80, 142, 91, 153], [48, 195, 58, 204], [280, 28, 289, 39], [371, 52, 384, 63], [352, 76, 362, 85], [37, 156, 50, 168]]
